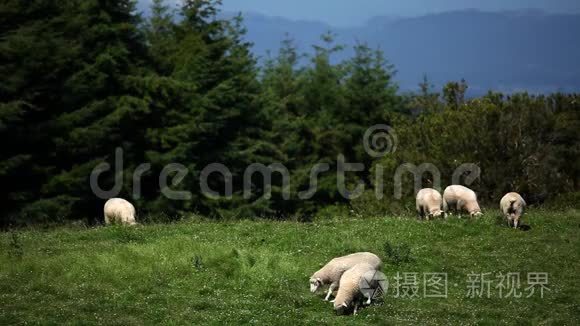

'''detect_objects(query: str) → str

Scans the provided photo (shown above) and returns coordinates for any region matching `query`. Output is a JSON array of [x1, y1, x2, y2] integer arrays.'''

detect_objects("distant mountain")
[[236, 13, 332, 58], [237, 10, 580, 94]]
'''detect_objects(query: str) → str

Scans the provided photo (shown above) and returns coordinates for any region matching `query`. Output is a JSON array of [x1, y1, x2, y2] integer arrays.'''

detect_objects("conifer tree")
[[1, 0, 151, 224]]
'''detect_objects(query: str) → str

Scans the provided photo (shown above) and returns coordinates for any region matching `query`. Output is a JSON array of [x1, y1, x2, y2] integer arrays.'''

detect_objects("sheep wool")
[[310, 252, 382, 301], [416, 188, 446, 220], [500, 192, 526, 229], [443, 185, 483, 217], [104, 198, 137, 226], [333, 263, 380, 315]]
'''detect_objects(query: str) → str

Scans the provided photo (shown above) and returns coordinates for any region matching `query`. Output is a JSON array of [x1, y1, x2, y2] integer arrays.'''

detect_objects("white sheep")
[[309, 252, 382, 301], [443, 185, 483, 217], [103, 198, 137, 226], [416, 188, 446, 220], [500, 192, 526, 229], [333, 263, 382, 315]]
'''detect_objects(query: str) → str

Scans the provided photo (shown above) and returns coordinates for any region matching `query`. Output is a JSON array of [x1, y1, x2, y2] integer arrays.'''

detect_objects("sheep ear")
[[342, 303, 348, 308]]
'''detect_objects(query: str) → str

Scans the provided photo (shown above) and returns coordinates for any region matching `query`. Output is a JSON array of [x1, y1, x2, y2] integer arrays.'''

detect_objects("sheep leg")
[[417, 206, 423, 220], [324, 284, 336, 301], [353, 302, 359, 315], [324, 288, 332, 301]]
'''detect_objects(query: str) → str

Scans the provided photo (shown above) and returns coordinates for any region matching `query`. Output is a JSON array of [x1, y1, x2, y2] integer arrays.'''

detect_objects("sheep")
[[103, 198, 137, 226], [310, 252, 382, 301], [500, 192, 526, 229], [333, 263, 382, 315], [443, 185, 483, 217], [416, 188, 446, 220]]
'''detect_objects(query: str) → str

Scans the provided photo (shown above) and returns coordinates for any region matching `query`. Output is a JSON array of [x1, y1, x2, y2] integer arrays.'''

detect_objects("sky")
[[218, 0, 580, 26]]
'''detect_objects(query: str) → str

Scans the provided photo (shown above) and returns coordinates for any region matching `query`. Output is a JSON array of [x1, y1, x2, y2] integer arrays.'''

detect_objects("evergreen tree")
[[0, 1, 85, 224], [142, 0, 278, 218], [145, 0, 178, 75], [40, 0, 152, 224], [342, 43, 400, 183], [0, 0, 152, 225]]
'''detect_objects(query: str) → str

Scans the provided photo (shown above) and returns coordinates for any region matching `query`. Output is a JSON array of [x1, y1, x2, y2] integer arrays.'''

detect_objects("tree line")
[[1, 0, 578, 226]]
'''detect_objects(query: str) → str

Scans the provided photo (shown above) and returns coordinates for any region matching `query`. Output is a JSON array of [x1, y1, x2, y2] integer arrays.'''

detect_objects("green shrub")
[[543, 192, 580, 210], [383, 241, 415, 265]]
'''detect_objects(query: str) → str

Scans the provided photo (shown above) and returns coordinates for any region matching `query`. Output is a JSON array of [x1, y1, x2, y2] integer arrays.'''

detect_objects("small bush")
[[314, 205, 351, 220], [543, 192, 580, 210], [18, 196, 77, 225], [192, 255, 204, 271], [383, 241, 414, 265], [110, 226, 146, 244], [8, 231, 24, 258], [351, 191, 416, 217]]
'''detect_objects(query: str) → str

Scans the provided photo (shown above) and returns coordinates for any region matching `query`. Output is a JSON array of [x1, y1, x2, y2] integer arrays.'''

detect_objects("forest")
[[1, 0, 579, 227]]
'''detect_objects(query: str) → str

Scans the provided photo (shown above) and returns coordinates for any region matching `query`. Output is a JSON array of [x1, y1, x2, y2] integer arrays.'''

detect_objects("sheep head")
[[334, 302, 349, 315], [309, 277, 322, 293]]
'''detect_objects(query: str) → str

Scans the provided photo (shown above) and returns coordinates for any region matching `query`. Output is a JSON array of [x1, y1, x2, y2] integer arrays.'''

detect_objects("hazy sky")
[[219, 0, 580, 26]]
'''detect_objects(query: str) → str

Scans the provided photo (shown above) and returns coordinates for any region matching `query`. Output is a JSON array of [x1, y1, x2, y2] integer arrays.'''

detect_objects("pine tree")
[[0, 1, 82, 225], [1, 0, 152, 224], [145, 0, 178, 75], [142, 1, 278, 218], [260, 36, 321, 214]]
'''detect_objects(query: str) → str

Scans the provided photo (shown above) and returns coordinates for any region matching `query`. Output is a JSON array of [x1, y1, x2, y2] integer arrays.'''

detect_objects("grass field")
[[1, 209, 579, 325]]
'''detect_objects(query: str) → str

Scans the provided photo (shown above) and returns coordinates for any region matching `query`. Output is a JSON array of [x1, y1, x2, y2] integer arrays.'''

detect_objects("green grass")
[[1, 209, 579, 325]]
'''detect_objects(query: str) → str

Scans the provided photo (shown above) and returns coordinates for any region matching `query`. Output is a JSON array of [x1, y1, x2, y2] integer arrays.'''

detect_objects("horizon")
[[227, 7, 577, 27], [137, 1, 580, 27]]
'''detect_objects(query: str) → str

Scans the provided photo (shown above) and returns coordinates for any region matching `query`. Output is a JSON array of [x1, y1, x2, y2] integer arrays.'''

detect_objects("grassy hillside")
[[1, 210, 579, 324]]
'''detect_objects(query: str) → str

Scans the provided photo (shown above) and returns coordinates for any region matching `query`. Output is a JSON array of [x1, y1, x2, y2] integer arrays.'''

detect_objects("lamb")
[[416, 188, 446, 220], [309, 252, 382, 301], [333, 263, 382, 315], [500, 192, 526, 229], [443, 185, 483, 217], [103, 198, 137, 226]]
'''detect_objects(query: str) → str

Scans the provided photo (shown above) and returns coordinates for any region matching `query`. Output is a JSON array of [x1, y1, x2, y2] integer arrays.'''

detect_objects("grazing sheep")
[[104, 198, 137, 226], [500, 192, 526, 229], [416, 188, 446, 220], [333, 263, 381, 315], [310, 252, 382, 301], [443, 185, 483, 217]]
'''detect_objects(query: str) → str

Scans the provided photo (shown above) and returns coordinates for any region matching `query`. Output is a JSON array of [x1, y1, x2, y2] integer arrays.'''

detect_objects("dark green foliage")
[[192, 254, 204, 271], [260, 35, 401, 215], [373, 89, 580, 207], [542, 192, 580, 210], [111, 225, 146, 244], [1, 0, 579, 225], [8, 231, 23, 258], [383, 241, 414, 266]]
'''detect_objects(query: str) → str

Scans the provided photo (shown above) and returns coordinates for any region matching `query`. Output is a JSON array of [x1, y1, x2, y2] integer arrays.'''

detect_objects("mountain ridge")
[[236, 9, 580, 94], [135, 3, 580, 94]]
